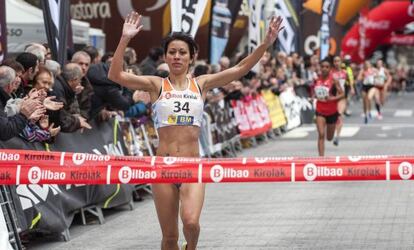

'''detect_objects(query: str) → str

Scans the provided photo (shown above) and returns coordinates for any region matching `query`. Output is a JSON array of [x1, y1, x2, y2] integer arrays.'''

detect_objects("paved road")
[[29, 92, 414, 249]]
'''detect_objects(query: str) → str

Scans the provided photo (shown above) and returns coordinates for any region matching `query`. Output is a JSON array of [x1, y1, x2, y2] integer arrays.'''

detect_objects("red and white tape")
[[0, 150, 413, 185]]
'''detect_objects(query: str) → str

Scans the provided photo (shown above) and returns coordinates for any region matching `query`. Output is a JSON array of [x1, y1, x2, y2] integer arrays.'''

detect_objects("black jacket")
[[0, 88, 27, 141], [53, 75, 81, 132], [87, 63, 133, 118]]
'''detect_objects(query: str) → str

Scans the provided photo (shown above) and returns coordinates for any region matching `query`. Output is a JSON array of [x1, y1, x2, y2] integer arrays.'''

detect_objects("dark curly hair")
[[162, 32, 199, 60]]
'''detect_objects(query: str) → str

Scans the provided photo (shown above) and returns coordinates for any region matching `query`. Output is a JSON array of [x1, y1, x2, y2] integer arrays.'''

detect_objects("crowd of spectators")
[[1, 41, 413, 145]]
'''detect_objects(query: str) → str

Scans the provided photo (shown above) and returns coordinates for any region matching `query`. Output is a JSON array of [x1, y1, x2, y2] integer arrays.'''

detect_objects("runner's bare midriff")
[[156, 126, 200, 157]]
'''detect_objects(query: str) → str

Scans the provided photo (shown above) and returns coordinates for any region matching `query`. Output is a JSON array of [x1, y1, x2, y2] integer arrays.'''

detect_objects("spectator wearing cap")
[[53, 63, 92, 132]]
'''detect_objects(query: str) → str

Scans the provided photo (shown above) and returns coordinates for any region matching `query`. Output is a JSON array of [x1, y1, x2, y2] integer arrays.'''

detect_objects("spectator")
[[53, 63, 91, 132], [24, 43, 47, 65], [219, 56, 230, 70], [0, 66, 44, 140], [15, 52, 40, 97], [44, 59, 61, 78], [124, 47, 137, 66], [139, 47, 164, 75], [1, 59, 24, 98], [42, 43, 53, 60], [87, 61, 133, 119], [82, 45, 101, 64], [101, 51, 114, 64], [71, 51, 94, 120]]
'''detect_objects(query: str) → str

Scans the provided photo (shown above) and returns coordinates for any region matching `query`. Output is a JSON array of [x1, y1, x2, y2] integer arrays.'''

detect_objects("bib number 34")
[[173, 101, 190, 113]]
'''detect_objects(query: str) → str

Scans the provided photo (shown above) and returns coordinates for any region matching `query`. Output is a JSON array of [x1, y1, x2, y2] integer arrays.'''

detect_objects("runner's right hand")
[[122, 12, 143, 39]]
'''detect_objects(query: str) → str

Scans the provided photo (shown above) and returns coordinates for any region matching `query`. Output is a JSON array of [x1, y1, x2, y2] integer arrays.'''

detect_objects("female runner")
[[109, 12, 284, 250], [313, 59, 344, 156], [331, 56, 349, 146]]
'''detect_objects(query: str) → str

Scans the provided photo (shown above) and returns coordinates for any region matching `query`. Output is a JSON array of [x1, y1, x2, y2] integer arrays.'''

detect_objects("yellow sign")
[[261, 90, 287, 129]]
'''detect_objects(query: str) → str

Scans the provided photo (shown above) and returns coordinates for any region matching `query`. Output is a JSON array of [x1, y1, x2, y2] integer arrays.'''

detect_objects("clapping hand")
[[39, 115, 49, 129], [48, 123, 61, 137], [43, 96, 64, 110], [263, 16, 284, 47], [122, 12, 143, 40]]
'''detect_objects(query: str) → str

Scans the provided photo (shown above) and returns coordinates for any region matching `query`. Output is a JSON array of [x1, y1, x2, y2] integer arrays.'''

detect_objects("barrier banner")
[[294, 85, 314, 124], [0, 119, 133, 233], [1, 152, 414, 184], [231, 95, 272, 138], [260, 89, 287, 129], [278, 87, 301, 130], [204, 101, 238, 145]]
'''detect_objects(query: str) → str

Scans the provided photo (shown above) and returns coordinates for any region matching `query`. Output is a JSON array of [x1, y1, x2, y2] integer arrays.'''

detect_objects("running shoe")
[[364, 116, 368, 124], [181, 242, 187, 250], [333, 137, 339, 146], [377, 113, 383, 120]]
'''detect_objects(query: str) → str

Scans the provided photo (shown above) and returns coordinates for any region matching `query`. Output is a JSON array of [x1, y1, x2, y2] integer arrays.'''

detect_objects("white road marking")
[[338, 127, 360, 137], [394, 110, 412, 117]]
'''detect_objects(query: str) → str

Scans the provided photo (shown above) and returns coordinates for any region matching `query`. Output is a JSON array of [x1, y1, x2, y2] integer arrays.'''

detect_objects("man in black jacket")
[[53, 63, 92, 132], [87, 62, 133, 119], [0, 66, 44, 140]]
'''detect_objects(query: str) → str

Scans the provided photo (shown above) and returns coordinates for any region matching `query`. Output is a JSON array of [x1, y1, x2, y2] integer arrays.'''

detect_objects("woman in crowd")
[[331, 56, 349, 146], [313, 59, 344, 156], [108, 11, 283, 250]]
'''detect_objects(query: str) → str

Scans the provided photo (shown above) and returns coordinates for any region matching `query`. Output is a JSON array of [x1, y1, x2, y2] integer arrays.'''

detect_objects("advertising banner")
[[272, 0, 300, 55], [0, 119, 133, 233], [248, 0, 263, 72], [170, 0, 209, 38], [278, 87, 301, 130], [261, 89, 287, 129], [0, 0, 6, 63], [231, 95, 272, 138], [342, 1, 414, 62], [1, 151, 414, 183], [70, 0, 211, 61]]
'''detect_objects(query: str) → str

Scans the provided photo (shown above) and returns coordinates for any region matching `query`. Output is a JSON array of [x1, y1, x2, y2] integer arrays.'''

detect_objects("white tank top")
[[152, 77, 204, 129]]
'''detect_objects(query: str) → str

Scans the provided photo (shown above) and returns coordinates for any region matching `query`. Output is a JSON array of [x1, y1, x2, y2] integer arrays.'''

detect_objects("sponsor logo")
[[347, 167, 380, 176], [164, 157, 177, 165], [210, 165, 249, 183], [348, 155, 388, 162], [254, 157, 294, 164], [254, 168, 285, 178], [70, 1, 111, 20], [118, 166, 156, 184], [161, 170, 193, 179], [398, 162, 413, 180], [28, 167, 66, 184], [360, 17, 390, 30], [167, 115, 177, 124], [0, 152, 20, 161], [163, 157, 201, 165], [25, 154, 55, 161], [303, 163, 343, 181], [72, 153, 111, 165], [176, 115, 194, 125], [70, 170, 102, 180], [0, 171, 11, 180]]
